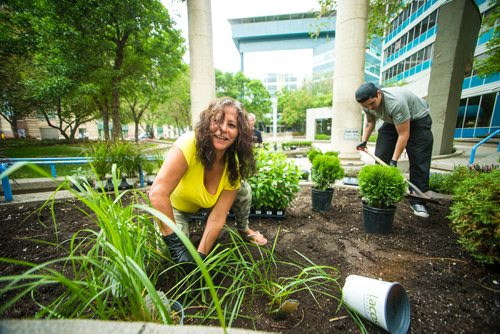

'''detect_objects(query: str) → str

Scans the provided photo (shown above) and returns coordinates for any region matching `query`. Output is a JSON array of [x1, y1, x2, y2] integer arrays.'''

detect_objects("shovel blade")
[[406, 193, 441, 205]]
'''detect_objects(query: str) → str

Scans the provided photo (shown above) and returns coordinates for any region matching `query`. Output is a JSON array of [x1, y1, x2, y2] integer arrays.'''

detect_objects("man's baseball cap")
[[355, 82, 379, 103]]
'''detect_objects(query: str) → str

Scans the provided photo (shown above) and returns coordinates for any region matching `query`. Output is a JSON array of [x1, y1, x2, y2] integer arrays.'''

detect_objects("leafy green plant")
[[86, 141, 145, 179], [281, 140, 312, 148], [311, 154, 344, 191], [247, 149, 301, 210], [300, 169, 310, 180], [324, 151, 339, 157], [109, 141, 145, 177], [358, 164, 406, 208], [84, 141, 111, 179], [448, 170, 500, 265], [143, 151, 165, 175]]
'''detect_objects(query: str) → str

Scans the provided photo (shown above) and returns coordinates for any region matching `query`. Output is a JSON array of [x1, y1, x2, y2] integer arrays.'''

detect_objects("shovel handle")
[[360, 148, 431, 200]]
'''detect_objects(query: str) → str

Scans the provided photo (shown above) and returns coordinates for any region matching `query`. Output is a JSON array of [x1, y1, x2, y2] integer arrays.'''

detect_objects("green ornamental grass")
[[0, 163, 365, 332]]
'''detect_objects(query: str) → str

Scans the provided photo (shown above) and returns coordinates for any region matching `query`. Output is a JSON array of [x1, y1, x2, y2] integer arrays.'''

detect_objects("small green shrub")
[[448, 170, 500, 265], [324, 151, 339, 157], [142, 151, 164, 175], [281, 141, 312, 149], [358, 164, 407, 208], [307, 148, 322, 163], [311, 154, 344, 191], [247, 149, 301, 209]]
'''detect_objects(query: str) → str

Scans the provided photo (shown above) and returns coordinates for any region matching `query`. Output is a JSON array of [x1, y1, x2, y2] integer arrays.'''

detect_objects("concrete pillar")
[[187, 0, 216, 127], [427, 0, 481, 155], [271, 98, 278, 138], [330, 0, 368, 163]]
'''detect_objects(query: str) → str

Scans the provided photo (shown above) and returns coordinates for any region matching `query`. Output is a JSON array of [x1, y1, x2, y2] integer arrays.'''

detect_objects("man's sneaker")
[[411, 203, 429, 218]]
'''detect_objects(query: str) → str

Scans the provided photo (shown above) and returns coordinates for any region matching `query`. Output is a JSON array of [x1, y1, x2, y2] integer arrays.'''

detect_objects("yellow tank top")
[[170, 132, 239, 213]]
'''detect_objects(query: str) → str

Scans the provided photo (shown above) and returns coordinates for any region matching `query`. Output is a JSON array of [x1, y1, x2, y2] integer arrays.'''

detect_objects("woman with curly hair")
[[149, 97, 267, 268]]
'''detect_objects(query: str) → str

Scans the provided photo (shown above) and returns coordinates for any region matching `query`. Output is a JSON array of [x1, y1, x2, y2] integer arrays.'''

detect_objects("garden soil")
[[1, 186, 499, 333]]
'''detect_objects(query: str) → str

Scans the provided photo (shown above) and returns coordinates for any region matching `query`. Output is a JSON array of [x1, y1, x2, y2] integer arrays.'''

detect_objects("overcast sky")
[[163, 0, 320, 81]]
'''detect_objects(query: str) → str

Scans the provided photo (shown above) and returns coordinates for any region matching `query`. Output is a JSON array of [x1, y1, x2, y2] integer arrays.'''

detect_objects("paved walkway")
[[294, 139, 499, 174]]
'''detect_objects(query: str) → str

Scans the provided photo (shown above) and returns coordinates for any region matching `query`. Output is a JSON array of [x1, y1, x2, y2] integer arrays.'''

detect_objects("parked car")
[[138, 133, 152, 140]]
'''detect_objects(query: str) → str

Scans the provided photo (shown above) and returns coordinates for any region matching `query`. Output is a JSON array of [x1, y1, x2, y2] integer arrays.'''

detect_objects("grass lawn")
[[1, 144, 89, 179], [2, 145, 85, 158]]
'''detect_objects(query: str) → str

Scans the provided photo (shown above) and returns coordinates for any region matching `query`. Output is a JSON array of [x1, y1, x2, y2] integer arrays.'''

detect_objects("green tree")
[[277, 79, 333, 132], [277, 88, 311, 131], [121, 26, 186, 142], [51, 0, 185, 140], [4, 0, 102, 140], [0, 1, 38, 137], [474, 0, 500, 77], [1, 0, 185, 140], [215, 70, 272, 121], [152, 68, 191, 137]]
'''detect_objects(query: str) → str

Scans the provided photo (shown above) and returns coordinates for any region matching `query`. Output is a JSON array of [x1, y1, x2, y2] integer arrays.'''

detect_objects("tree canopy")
[[0, 0, 186, 140], [277, 79, 333, 132], [474, 0, 500, 77], [215, 70, 272, 122]]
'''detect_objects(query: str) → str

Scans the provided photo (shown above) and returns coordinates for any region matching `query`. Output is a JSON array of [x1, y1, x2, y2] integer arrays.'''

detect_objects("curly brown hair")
[[195, 97, 256, 186]]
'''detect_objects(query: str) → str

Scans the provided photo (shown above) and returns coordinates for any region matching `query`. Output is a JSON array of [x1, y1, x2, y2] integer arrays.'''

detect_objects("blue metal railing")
[[0, 156, 158, 202], [469, 129, 500, 164]]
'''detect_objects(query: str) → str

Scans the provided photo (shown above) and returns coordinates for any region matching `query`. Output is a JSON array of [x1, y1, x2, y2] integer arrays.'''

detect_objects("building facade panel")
[[382, 0, 499, 139]]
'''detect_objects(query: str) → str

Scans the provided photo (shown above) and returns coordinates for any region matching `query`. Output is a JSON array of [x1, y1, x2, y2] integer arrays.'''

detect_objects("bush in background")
[[430, 164, 499, 194], [448, 169, 500, 265]]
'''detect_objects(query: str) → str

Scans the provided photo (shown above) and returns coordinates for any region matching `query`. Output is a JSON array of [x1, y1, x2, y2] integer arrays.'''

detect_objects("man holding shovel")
[[354, 82, 433, 218]]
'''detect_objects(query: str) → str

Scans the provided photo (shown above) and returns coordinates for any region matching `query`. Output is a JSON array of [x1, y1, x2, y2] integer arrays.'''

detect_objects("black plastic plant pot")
[[362, 203, 396, 234], [311, 188, 334, 212]]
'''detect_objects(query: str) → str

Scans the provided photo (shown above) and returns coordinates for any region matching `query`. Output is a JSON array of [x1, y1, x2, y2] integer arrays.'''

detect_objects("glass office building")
[[381, 0, 499, 138]]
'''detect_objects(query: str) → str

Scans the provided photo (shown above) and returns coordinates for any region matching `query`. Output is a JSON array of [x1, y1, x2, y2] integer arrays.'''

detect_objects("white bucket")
[[342, 275, 410, 334]]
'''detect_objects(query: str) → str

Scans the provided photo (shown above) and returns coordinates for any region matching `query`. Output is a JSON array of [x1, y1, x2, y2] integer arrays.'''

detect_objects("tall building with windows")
[[263, 73, 299, 98], [381, 0, 499, 138]]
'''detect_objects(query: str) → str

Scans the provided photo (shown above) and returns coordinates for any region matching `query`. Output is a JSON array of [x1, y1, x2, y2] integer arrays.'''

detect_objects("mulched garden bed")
[[0, 185, 499, 333]]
